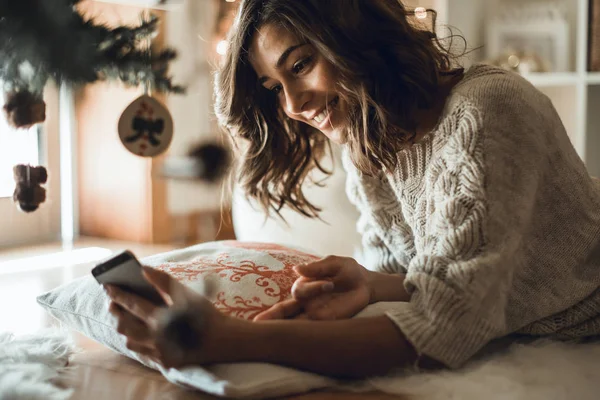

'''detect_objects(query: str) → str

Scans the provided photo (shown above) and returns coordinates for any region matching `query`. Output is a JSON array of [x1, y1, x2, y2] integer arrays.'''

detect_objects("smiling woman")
[[108, 0, 600, 383], [215, 0, 461, 219], [249, 30, 347, 144]]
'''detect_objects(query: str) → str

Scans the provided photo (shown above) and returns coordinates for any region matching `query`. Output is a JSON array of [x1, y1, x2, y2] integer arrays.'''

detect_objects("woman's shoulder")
[[436, 63, 572, 167], [449, 63, 551, 117], [456, 63, 534, 91], [430, 63, 568, 161]]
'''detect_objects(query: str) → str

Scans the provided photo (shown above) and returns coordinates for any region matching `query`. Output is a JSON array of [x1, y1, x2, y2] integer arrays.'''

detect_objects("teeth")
[[314, 109, 328, 123], [313, 97, 338, 124]]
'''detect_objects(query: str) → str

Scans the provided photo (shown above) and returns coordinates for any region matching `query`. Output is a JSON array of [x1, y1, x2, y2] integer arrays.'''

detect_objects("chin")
[[322, 128, 347, 145]]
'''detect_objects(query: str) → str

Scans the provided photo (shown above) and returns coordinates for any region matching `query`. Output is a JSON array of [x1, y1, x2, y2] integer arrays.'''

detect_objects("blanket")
[[371, 339, 600, 400], [0, 329, 76, 400]]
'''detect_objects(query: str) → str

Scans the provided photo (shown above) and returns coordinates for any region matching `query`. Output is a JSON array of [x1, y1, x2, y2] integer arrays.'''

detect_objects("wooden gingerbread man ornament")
[[118, 95, 173, 158], [13, 164, 48, 213]]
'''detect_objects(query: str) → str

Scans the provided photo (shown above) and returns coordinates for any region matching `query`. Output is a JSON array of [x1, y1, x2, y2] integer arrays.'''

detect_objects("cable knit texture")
[[343, 64, 600, 369]]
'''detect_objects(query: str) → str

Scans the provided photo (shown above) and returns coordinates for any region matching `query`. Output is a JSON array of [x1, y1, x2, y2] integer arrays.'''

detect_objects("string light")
[[415, 7, 427, 19], [216, 40, 228, 55]]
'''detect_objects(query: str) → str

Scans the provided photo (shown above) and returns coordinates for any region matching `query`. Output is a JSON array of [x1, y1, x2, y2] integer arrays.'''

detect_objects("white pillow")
[[36, 241, 388, 398], [41, 240, 593, 400], [231, 148, 362, 258]]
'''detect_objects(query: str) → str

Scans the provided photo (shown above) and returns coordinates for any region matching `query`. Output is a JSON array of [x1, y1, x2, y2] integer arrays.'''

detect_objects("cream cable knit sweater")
[[343, 64, 600, 369]]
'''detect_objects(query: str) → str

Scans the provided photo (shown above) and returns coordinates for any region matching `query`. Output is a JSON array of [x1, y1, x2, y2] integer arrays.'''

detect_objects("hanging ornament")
[[12, 164, 48, 213], [118, 94, 174, 158], [0, 6, 184, 206], [118, 25, 174, 159], [3, 90, 47, 129]]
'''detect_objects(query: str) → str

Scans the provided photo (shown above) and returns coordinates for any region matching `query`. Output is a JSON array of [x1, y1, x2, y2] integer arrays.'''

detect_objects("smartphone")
[[92, 250, 165, 306]]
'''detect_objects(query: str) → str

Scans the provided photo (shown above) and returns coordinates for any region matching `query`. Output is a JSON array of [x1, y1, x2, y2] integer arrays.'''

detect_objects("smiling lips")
[[312, 96, 339, 126]]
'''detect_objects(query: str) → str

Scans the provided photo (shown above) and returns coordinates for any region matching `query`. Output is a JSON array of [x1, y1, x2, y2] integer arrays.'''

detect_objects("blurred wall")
[[75, 1, 171, 243], [164, 0, 223, 216]]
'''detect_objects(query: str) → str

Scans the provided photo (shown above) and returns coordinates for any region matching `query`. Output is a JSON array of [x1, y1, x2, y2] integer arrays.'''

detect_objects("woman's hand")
[[254, 256, 372, 321], [105, 267, 228, 369]]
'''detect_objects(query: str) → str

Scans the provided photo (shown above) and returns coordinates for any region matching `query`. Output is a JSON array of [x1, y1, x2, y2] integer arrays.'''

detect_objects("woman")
[[105, 0, 600, 378]]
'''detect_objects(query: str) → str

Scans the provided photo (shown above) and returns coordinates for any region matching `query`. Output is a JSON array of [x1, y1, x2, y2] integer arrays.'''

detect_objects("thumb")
[[142, 266, 186, 305], [294, 259, 340, 279]]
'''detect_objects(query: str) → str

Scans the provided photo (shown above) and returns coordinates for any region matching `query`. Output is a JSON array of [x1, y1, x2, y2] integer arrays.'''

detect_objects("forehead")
[[249, 23, 301, 75]]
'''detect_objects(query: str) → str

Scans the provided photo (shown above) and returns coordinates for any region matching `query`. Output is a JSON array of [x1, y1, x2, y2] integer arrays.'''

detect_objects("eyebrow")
[[258, 43, 307, 85]]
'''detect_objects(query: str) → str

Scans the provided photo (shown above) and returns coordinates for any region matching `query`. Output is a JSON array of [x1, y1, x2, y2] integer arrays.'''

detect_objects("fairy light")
[[415, 7, 428, 19], [216, 40, 228, 55]]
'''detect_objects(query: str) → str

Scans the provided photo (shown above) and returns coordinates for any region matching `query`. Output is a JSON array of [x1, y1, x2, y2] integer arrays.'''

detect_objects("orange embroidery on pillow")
[[155, 242, 320, 320], [221, 241, 316, 258]]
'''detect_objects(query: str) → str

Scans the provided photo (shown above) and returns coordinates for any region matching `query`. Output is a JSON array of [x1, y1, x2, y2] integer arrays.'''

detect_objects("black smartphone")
[[92, 250, 165, 306]]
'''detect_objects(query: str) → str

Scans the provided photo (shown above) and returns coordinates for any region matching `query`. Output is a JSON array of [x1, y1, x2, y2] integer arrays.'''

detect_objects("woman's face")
[[249, 23, 348, 144]]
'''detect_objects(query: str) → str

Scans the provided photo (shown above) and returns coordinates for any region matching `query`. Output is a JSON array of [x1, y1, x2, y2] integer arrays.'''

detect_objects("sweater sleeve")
[[385, 89, 550, 368], [342, 151, 409, 274], [356, 212, 402, 274]]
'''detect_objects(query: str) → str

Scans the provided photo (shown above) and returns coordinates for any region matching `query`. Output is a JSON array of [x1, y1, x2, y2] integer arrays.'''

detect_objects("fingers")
[[141, 266, 182, 306], [305, 293, 364, 320], [295, 256, 344, 279], [307, 304, 337, 320], [292, 279, 334, 301], [253, 298, 303, 321], [124, 339, 160, 361], [299, 293, 338, 320], [109, 301, 153, 343], [105, 285, 158, 324]]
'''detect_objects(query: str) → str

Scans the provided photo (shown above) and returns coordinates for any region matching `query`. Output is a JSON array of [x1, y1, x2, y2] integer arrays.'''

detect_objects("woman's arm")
[[367, 271, 410, 303], [209, 315, 417, 379], [107, 266, 430, 379]]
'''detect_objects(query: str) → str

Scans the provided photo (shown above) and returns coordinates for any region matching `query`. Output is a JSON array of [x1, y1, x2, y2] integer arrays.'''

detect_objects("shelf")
[[431, 0, 597, 176], [94, 0, 183, 9], [520, 72, 579, 87], [587, 73, 600, 85], [520, 72, 600, 86]]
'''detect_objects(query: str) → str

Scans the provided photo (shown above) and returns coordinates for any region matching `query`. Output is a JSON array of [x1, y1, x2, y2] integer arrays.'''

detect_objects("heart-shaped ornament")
[[118, 95, 174, 158]]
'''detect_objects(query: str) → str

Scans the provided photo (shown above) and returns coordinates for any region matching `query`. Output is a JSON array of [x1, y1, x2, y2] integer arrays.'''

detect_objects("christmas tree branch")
[[0, 0, 184, 94]]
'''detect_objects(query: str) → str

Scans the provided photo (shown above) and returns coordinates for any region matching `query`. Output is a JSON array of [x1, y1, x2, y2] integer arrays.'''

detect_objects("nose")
[[284, 83, 309, 117]]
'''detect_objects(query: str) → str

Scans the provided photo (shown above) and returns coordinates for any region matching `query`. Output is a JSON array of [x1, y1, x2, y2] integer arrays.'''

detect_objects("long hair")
[[214, 0, 464, 218]]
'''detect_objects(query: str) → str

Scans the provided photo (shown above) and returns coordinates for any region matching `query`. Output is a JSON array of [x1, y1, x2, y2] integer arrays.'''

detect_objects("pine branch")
[[0, 0, 184, 94]]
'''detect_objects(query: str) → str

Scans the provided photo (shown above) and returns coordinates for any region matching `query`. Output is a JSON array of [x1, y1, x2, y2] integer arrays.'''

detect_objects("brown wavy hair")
[[214, 0, 464, 218]]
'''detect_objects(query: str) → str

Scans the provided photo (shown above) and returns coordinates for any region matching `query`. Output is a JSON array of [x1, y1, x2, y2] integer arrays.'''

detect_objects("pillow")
[[231, 147, 362, 258], [36, 241, 387, 398], [153, 241, 320, 320]]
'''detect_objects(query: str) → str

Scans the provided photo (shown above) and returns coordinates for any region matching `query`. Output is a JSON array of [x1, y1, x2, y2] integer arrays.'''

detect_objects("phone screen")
[[92, 250, 165, 306]]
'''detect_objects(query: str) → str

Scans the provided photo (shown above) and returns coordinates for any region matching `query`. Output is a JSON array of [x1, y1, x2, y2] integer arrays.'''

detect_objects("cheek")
[[314, 61, 338, 90]]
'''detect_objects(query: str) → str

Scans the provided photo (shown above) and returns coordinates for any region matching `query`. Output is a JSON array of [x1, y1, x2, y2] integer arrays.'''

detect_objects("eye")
[[269, 84, 283, 95], [292, 56, 313, 74]]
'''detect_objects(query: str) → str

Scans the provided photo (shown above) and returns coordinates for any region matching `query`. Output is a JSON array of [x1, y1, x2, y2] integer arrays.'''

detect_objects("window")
[[0, 84, 60, 248], [0, 96, 41, 198]]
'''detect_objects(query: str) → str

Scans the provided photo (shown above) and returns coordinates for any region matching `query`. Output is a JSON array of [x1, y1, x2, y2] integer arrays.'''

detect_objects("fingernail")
[[322, 282, 334, 292]]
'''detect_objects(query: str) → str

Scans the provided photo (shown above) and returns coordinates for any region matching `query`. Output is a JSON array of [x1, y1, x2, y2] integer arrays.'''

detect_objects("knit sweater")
[[343, 64, 600, 369]]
